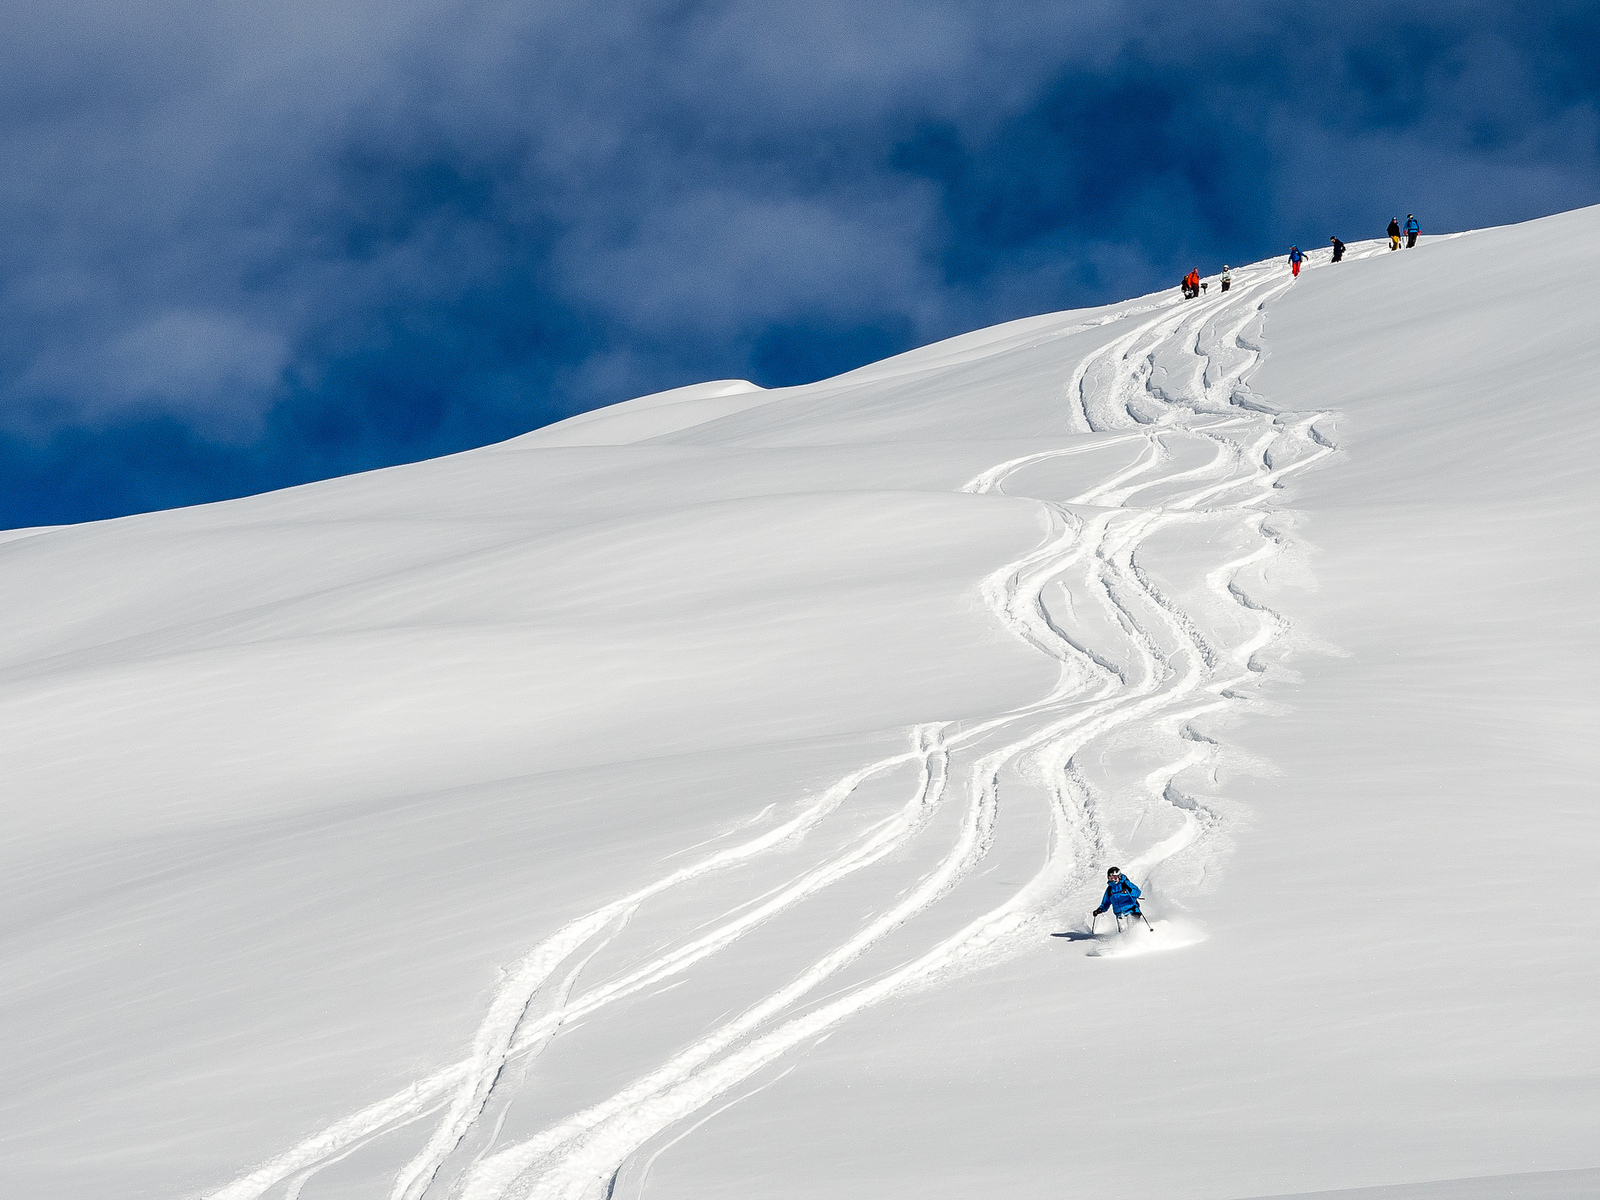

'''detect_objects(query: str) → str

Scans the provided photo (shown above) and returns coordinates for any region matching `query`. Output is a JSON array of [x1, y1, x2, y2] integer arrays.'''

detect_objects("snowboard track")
[[203, 250, 1354, 1200]]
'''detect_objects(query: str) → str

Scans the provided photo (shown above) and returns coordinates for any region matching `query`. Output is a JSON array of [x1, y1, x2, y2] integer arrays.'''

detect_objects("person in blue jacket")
[[1289, 244, 1305, 277], [1405, 214, 1419, 248], [1093, 866, 1146, 927]]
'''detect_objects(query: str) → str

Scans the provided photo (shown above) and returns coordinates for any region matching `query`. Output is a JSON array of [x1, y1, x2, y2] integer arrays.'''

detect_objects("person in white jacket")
[[1220, 265, 1232, 293]]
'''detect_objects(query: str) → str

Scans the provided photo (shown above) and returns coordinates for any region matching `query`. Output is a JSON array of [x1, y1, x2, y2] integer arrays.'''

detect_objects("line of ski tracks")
[[208, 264, 1340, 1200]]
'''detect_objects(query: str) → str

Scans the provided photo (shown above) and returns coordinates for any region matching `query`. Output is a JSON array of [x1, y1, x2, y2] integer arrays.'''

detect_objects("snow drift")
[[2, 207, 1597, 1200]]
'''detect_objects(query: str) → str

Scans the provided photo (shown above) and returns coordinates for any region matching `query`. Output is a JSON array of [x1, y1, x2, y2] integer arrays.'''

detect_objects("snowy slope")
[[2, 208, 1597, 1200]]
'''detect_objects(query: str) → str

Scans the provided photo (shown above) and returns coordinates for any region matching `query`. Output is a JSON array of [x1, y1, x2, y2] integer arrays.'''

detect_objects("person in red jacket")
[[1181, 268, 1201, 299]]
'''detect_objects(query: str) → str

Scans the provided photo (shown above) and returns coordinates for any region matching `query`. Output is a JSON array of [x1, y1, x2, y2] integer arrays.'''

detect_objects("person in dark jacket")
[[1405, 214, 1419, 248], [1330, 236, 1346, 263], [1093, 867, 1144, 926], [1388, 217, 1402, 250]]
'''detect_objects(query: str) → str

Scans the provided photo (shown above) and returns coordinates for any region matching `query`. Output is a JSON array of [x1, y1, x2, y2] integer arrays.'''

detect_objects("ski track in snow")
[[201, 251, 1352, 1200]]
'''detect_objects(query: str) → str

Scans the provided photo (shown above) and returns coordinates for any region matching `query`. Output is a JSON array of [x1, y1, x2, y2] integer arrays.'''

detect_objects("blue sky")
[[3, 0, 1598, 526]]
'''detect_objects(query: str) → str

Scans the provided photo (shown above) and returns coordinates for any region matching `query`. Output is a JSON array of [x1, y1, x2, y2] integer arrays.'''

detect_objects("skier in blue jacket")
[[1093, 866, 1148, 928], [1289, 245, 1305, 277], [1405, 214, 1419, 248]]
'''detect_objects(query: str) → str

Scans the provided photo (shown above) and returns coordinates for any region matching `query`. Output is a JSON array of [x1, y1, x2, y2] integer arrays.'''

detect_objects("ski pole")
[[1089, 911, 1098, 935]]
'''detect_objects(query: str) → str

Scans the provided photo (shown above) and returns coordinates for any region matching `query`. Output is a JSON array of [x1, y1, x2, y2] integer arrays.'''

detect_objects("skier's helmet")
[[1106, 866, 1121, 878]]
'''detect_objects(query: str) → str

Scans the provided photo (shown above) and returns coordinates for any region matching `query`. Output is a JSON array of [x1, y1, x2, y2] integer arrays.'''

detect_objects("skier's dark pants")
[[1406, 232, 1418, 248], [1220, 280, 1230, 292], [1332, 250, 1344, 263]]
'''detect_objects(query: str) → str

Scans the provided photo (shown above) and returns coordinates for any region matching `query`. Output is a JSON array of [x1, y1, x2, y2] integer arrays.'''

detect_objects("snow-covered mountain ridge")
[[3, 208, 1597, 1200]]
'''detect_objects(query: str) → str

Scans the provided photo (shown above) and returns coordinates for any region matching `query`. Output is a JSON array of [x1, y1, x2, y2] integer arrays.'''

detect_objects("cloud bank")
[[2, 0, 1597, 524]]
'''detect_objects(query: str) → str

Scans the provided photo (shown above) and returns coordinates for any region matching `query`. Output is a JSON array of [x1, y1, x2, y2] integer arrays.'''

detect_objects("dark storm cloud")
[[2, 0, 1597, 525]]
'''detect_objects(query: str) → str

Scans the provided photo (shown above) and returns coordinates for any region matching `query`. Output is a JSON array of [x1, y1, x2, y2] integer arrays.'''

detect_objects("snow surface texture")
[[3, 210, 1597, 1200]]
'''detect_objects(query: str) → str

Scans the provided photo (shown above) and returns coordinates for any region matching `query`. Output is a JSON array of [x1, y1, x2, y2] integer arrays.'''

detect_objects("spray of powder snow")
[[1085, 919, 1206, 958]]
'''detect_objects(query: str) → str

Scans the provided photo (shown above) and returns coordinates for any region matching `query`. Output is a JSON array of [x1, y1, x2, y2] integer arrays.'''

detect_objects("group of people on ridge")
[[1180, 265, 1231, 299], [1388, 214, 1420, 250], [1181, 212, 1421, 299]]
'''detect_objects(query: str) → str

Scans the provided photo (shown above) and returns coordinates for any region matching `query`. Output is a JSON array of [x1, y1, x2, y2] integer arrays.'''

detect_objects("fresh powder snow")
[[2, 207, 1597, 1200]]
